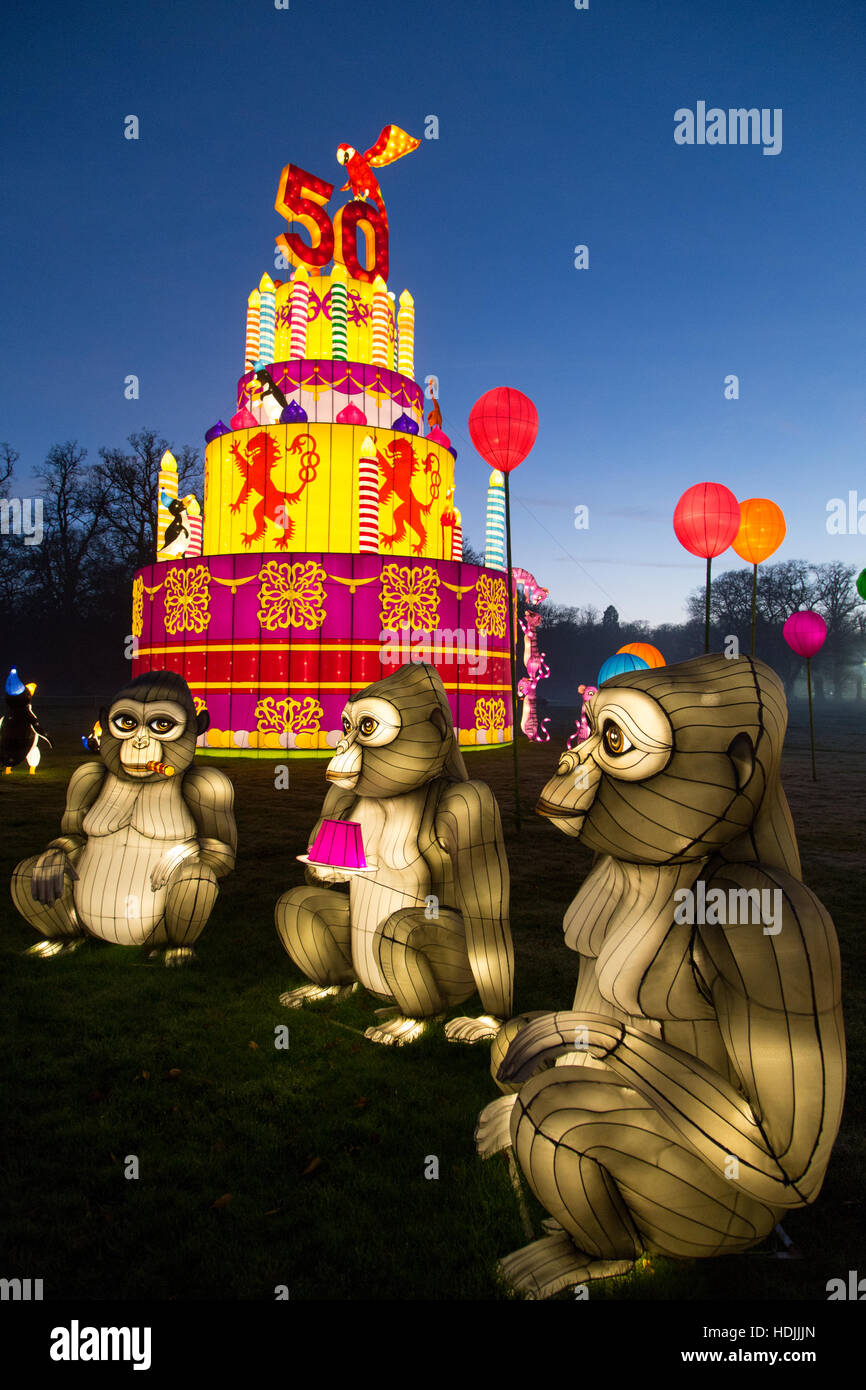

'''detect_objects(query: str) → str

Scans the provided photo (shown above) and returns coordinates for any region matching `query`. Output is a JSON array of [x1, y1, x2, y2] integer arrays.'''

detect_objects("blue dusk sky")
[[1, 0, 863, 624]]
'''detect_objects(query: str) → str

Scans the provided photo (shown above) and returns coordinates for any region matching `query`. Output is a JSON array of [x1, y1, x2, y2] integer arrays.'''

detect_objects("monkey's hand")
[[150, 844, 200, 892], [444, 1014, 503, 1044], [304, 862, 353, 885], [474, 1094, 518, 1157], [31, 849, 78, 905]]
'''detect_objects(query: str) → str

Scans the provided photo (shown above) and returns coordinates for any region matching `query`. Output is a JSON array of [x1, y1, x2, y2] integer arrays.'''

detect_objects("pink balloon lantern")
[[782, 610, 827, 658]]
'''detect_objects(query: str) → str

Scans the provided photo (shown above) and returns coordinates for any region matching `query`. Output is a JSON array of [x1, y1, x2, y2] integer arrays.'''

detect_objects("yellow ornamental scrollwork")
[[379, 564, 440, 631], [474, 697, 507, 734], [258, 561, 327, 632], [255, 696, 324, 736], [131, 576, 144, 638], [164, 564, 211, 635], [474, 573, 508, 639]]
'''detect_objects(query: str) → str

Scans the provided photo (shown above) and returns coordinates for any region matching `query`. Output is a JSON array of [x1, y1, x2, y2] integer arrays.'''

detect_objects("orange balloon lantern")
[[617, 642, 665, 668], [732, 498, 786, 565], [732, 497, 786, 656]]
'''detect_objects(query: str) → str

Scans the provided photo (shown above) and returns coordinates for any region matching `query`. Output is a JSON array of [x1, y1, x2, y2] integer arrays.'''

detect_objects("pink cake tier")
[[132, 551, 513, 752]]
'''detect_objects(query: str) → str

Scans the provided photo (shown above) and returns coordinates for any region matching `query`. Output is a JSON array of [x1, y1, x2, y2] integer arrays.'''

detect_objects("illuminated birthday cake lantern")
[[131, 127, 515, 753]]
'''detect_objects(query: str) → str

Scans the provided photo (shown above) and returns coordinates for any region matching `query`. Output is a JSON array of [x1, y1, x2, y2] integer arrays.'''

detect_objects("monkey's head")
[[537, 654, 793, 867], [326, 663, 467, 798], [99, 671, 209, 783]]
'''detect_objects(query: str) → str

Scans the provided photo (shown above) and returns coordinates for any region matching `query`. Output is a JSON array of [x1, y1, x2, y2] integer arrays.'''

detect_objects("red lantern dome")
[[468, 387, 538, 473], [673, 482, 740, 559]]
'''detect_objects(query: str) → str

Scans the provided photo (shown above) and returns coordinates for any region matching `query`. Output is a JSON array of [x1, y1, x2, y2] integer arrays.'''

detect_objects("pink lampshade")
[[308, 818, 367, 869], [782, 610, 827, 658]]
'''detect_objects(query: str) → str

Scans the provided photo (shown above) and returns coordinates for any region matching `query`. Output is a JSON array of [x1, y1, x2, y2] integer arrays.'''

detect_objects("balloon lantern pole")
[[750, 563, 758, 657], [704, 557, 712, 654], [503, 470, 521, 830], [468, 386, 539, 836], [807, 656, 817, 781], [782, 610, 826, 784]]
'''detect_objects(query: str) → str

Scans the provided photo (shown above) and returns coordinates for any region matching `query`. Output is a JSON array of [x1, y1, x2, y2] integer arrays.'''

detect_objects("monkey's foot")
[[499, 1233, 634, 1300], [475, 1094, 518, 1157], [445, 1014, 502, 1044], [279, 982, 357, 1009], [164, 947, 197, 968], [364, 1014, 426, 1046], [24, 937, 87, 959]]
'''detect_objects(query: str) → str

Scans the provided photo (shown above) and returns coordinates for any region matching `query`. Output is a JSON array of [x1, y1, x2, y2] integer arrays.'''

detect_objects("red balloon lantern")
[[468, 386, 538, 830], [673, 482, 740, 655], [783, 610, 827, 658], [673, 482, 741, 558], [468, 387, 538, 473]]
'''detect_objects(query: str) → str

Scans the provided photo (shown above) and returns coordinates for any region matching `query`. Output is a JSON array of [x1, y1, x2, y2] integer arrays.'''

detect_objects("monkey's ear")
[[429, 706, 448, 741], [727, 732, 755, 790], [196, 709, 211, 736]]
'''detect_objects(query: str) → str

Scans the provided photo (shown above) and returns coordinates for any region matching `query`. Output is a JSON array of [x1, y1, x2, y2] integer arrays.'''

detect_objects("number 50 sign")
[[275, 164, 389, 285]]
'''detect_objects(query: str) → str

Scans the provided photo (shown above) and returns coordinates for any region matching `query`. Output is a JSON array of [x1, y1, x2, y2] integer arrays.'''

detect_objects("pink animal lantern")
[[517, 605, 551, 742], [782, 610, 827, 658], [568, 684, 597, 749]]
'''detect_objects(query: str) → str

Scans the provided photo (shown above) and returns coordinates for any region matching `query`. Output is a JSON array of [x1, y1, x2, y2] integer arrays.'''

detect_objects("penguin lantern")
[[11, 671, 236, 963], [1, 668, 51, 774]]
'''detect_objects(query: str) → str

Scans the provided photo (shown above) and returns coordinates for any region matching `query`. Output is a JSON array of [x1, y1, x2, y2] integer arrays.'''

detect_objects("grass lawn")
[[0, 699, 863, 1301]]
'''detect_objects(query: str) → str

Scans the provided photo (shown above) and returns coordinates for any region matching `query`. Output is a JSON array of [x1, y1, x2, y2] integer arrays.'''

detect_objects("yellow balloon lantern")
[[617, 642, 665, 668], [732, 498, 786, 565], [732, 498, 786, 656]]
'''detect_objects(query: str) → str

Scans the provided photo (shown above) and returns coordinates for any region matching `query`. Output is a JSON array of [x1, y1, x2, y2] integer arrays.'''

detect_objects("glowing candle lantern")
[[258, 273, 276, 365], [732, 497, 786, 656], [617, 642, 665, 668], [289, 266, 310, 358], [452, 507, 463, 562], [397, 289, 415, 378], [156, 450, 179, 561], [371, 275, 391, 367], [673, 482, 740, 653], [484, 470, 506, 569], [330, 263, 348, 360], [183, 495, 202, 558], [358, 435, 379, 553], [244, 288, 261, 372], [783, 610, 827, 781]]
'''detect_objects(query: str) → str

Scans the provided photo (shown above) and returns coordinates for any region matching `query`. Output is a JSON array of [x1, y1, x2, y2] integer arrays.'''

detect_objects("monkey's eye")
[[602, 719, 632, 757], [148, 716, 177, 735], [359, 715, 378, 737], [112, 713, 138, 733], [342, 715, 351, 733]]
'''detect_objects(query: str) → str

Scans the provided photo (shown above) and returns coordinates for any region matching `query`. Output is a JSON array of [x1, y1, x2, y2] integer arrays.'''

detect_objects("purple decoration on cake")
[[205, 420, 230, 443], [336, 402, 367, 425], [280, 400, 308, 424], [393, 412, 419, 434], [447, 446, 458, 460]]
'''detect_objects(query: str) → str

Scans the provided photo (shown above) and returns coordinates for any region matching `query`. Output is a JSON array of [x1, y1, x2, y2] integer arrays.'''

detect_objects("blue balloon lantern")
[[597, 652, 650, 686]]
